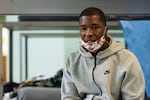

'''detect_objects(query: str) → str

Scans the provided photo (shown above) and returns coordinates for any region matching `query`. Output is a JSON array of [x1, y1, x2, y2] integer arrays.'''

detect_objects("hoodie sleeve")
[[120, 53, 145, 100], [61, 62, 81, 100]]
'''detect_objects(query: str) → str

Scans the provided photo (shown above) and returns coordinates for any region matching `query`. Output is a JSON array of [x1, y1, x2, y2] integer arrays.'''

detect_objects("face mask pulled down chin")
[[80, 35, 105, 53]]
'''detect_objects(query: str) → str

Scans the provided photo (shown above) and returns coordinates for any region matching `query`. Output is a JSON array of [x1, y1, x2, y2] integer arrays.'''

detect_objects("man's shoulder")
[[68, 51, 80, 59], [118, 48, 139, 61]]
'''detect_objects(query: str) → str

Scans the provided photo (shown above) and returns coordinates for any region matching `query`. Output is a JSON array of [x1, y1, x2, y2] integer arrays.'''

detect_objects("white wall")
[[27, 37, 65, 79]]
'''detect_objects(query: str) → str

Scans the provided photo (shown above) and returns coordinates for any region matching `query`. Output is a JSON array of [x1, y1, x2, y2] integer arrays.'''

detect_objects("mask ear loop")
[[103, 26, 111, 46], [103, 26, 108, 36], [101, 26, 110, 46], [101, 27, 108, 40]]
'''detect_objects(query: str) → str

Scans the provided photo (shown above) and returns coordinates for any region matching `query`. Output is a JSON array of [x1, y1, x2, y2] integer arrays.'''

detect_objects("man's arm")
[[61, 67, 81, 100], [121, 55, 145, 100]]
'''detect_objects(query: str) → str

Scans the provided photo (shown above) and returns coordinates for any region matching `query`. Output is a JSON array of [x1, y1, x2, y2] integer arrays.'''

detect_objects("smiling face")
[[79, 15, 106, 42]]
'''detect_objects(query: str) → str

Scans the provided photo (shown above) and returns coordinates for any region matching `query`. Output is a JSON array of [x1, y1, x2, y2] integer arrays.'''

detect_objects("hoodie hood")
[[79, 36, 125, 59]]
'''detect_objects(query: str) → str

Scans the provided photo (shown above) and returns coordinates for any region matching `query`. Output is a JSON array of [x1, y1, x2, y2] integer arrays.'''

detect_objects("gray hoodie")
[[61, 37, 145, 100]]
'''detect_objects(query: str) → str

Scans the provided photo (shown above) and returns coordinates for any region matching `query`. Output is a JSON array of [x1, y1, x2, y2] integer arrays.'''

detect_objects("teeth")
[[87, 41, 93, 43]]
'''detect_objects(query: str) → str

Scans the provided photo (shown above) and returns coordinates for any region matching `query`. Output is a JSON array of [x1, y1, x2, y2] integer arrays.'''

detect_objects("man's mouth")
[[85, 39, 96, 42]]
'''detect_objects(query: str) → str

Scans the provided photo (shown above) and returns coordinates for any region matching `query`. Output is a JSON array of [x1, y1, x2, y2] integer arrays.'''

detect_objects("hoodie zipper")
[[92, 55, 102, 95]]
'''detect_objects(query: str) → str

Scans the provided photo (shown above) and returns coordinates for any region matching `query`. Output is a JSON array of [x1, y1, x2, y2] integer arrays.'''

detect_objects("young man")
[[61, 7, 145, 100]]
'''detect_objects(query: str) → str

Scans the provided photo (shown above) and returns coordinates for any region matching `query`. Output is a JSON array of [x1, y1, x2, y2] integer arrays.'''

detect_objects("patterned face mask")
[[80, 35, 105, 52], [80, 27, 107, 52]]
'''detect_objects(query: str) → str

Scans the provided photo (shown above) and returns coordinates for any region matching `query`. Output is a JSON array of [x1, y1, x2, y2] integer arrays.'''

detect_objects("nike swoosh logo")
[[104, 70, 110, 75]]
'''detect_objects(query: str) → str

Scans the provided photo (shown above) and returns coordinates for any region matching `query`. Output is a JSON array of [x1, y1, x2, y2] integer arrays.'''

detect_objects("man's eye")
[[80, 27, 86, 31], [92, 26, 98, 30]]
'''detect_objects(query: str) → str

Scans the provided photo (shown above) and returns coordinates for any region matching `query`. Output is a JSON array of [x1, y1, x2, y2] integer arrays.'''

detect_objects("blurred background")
[[0, 0, 150, 99]]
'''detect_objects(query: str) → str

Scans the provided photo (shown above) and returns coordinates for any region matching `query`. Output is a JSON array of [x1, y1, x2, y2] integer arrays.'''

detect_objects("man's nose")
[[86, 28, 93, 36]]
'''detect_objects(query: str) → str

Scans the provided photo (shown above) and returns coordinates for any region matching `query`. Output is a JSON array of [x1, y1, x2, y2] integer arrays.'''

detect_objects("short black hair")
[[79, 7, 106, 26]]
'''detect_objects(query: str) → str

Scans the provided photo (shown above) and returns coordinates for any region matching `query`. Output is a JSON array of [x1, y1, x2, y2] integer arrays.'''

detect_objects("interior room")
[[0, 0, 150, 100], [1, 14, 150, 100]]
